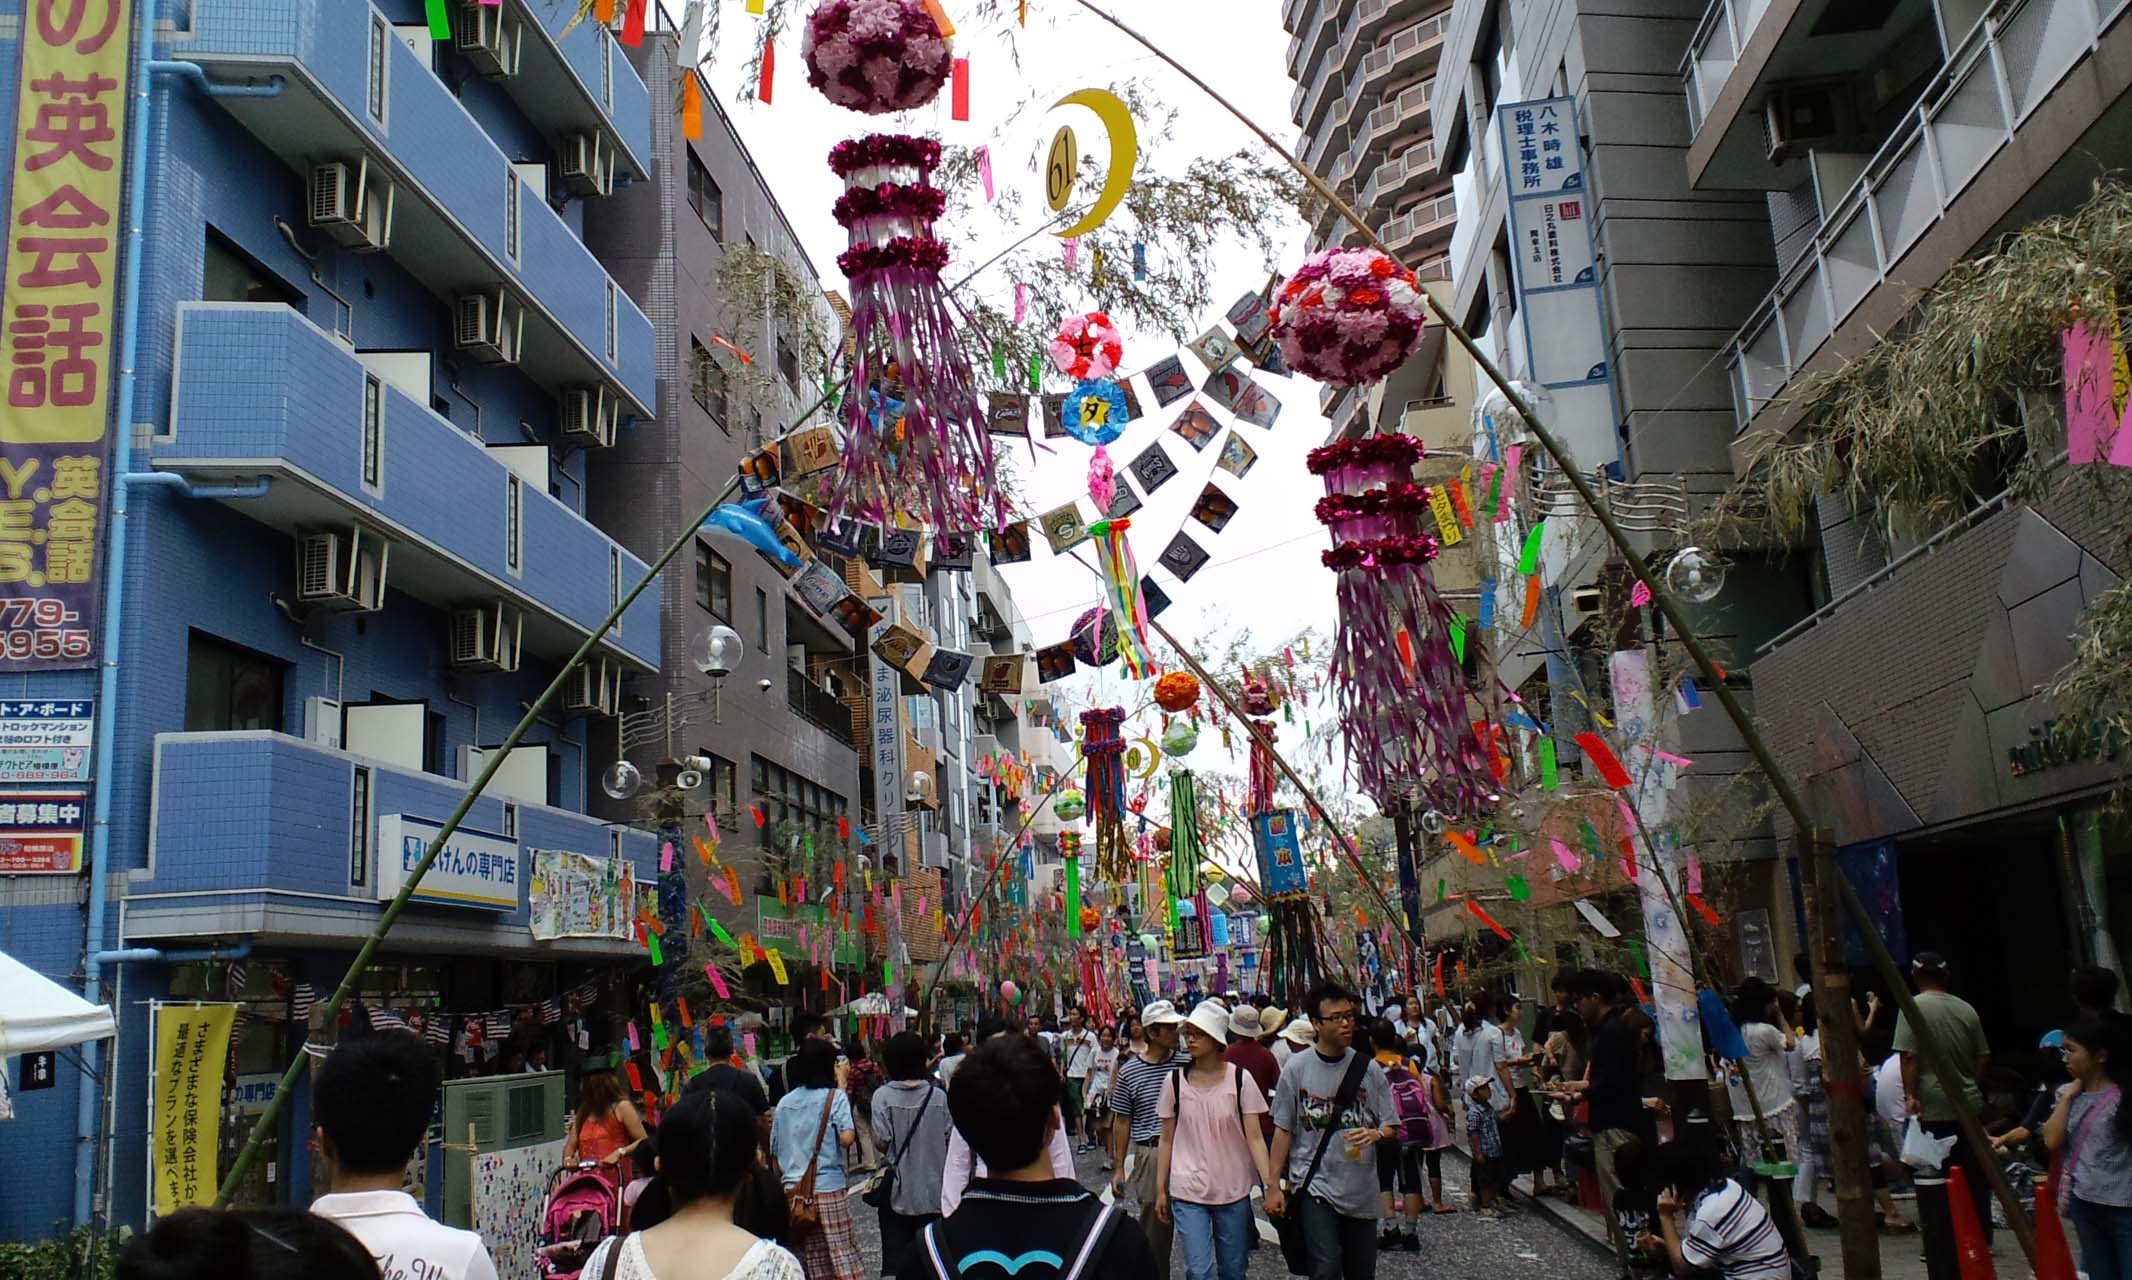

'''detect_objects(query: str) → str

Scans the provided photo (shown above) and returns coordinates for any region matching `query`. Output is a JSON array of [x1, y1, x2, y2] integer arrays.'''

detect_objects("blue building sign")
[[377, 814, 519, 911]]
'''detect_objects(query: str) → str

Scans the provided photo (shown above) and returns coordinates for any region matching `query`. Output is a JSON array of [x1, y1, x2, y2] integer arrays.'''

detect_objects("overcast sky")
[[699, 1, 1343, 722]]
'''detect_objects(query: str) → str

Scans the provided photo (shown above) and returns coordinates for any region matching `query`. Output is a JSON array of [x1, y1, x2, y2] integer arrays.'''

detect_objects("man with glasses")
[[1270, 982, 1398, 1280]]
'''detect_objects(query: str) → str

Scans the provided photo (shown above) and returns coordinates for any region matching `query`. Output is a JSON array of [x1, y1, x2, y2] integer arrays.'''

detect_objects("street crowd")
[[111, 957, 2132, 1280]]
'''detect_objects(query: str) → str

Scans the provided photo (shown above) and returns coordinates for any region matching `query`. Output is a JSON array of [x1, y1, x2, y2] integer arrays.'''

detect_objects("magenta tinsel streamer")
[[1314, 441, 1496, 814], [824, 135, 1006, 532]]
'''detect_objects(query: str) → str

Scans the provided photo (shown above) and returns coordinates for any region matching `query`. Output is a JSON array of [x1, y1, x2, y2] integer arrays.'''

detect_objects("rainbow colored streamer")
[[1088, 518, 1155, 678]]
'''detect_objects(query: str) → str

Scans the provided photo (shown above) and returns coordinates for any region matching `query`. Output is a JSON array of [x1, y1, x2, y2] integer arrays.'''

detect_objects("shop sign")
[[0, 786, 85, 872], [377, 815, 518, 911], [229, 1071, 279, 1116], [2007, 717, 2114, 779], [0, 697, 92, 782]]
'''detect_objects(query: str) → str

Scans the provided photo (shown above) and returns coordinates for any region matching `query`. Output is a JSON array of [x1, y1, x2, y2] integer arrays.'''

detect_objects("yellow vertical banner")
[[0, 0, 132, 669], [151, 1003, 236, 1217]]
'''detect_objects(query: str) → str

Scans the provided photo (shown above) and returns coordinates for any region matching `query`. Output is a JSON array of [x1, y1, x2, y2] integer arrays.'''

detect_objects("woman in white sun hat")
[[1156, 1000, 1281, 1280]]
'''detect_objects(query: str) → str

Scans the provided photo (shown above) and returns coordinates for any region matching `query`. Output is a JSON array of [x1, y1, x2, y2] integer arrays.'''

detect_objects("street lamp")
[[692, 624, 745, 722]]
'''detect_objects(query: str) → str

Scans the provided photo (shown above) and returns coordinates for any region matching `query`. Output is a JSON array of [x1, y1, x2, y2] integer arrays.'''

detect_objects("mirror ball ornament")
[[1054, 788, 1088, 823], [1160, 718, 1199, 757], [1270, 248, 1427, 387], [802, 0, 954, 115], [1154, 671, 1201, 713]]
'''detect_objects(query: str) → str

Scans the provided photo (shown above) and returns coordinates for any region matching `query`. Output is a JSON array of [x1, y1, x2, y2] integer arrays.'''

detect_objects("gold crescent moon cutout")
[[1051, 88, 1138, 239]]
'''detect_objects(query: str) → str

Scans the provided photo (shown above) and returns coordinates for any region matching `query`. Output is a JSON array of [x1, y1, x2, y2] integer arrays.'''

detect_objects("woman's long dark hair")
[[659, 1087, 788, 1240], [573, 1067, 625, 1135], [2066, 1015, 2132, 1144]]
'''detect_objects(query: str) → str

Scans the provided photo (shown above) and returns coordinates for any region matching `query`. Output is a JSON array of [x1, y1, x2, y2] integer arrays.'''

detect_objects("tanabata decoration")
[[1065, 379, 1129, 446], [1160, 717, 1199, 757], [1154, 671, 1200, 713], [801, 0, 954, 115], [1068, 606, 1121, 668], [1081, 707, 1132, 883], [1309, 433, 1495, 815], [1252, 808, 1317, 1005], [1050, 316, 1128, 519], [821, 134, 1005, 533], [1166, 770, 1209, 958], [1050, 312, 1124, 380], [1054, 788, 1087, 824], [1088, 519, 1155, 679], [1270, 248, 1427, 387], [700, 499, 802, 570]]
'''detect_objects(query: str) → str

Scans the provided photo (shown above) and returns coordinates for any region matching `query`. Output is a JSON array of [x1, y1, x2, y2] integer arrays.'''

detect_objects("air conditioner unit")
[[457, 2, 521, 77], [454, 289, 523, 365], [562, 658, 621, 717], [449, 601, 523, 673], [560, 132, 613, 197], [1762, 78, 1861, 162], [559, 386, 620, 448], [297, 527, 389, 613], [307, 157, 394, 252], [1570, 585, 1604, 614], [304, 696, 344, 750]]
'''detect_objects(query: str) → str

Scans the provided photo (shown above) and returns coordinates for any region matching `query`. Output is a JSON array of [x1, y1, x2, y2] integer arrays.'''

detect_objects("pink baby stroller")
[[536, 1164, 623, 1280]]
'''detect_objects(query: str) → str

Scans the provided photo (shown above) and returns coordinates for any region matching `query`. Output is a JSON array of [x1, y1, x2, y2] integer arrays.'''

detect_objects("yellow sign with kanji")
[[151, 1002, 235, 1217], [0, 0, 131, 668]]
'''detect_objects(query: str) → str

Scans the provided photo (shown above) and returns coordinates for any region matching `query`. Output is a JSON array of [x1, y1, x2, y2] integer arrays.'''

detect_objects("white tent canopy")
[[0, 947, 116, 1056]]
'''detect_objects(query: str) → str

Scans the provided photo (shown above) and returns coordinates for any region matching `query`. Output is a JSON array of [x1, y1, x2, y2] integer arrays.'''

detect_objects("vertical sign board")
[[0, 0, 135, 669], [0, 787, 86, 871], [867, 597, 905, 825], [0, 696, 93, 781], [1495, 96, 1620, 473], [150, 1002, 236, 1218]]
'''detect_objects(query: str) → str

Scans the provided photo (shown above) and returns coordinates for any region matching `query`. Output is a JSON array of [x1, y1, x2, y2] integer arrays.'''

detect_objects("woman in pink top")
[[1155, 1000, 1281, 1280]]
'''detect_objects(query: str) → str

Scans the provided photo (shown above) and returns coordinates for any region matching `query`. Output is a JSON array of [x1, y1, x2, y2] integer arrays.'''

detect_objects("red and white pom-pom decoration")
[[1270, 248, 1428, 387], [1048, 312, 1125, 381], [801, 0, 955, 116]]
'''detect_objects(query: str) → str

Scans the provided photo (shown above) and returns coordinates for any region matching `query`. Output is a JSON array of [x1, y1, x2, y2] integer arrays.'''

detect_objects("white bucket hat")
[[1280, 1017, 1315, 1047], [1228, 1004, 1265, 1040], [1183, 1000, 1232, 1046], [1140, 999, 1186, 1028]]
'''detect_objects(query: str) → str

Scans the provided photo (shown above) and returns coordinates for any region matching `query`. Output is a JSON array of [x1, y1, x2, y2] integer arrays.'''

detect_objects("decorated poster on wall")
[[528, 852, 637, 941], [473, 1139, 566, 1280]]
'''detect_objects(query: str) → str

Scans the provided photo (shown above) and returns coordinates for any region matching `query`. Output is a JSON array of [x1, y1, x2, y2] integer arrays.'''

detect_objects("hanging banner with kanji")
[[0, 0, 134, 669], [150, 1001, 236, 1218]]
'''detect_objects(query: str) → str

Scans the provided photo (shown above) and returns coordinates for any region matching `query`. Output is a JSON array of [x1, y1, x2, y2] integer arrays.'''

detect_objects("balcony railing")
[[1335, 13, 1450, 130], [1679, 0, 1775, 134], [1359, 139, 1438, 212], [513, 0, 653, 179], [1384, 192, 1460, 252], [788, 670, 858, 748], [1722, 0, 2120, 433], [158, 303, 660, 665]]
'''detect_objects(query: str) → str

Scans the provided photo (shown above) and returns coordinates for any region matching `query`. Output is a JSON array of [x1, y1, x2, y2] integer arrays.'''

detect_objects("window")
[[687, 152, 723, 239], [604, 281, 618, 363], [696, 542, 731, 618], [368, 16, 388, 122], [612, 547, 623, 610], [749, 754, 847, 833], [695, 751, 739, 816], [202, 228, 299, 305], [361, 375, 383, 490], [502, 802, 517, 839], [755, 587, 769, 652], [350, 766, 372, 886], [599, 28, 612, 109], [776, 335, 799, 389], [184, 632, 287, 732], [690, 338, 728, 425], [505, 168, 521, 263], [506, 474, 523, 573]]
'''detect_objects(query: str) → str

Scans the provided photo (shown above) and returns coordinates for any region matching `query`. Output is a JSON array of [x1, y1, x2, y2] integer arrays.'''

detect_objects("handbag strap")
[[1295, 1053, 1370, 1201], [797, 1089, 835, 1195]]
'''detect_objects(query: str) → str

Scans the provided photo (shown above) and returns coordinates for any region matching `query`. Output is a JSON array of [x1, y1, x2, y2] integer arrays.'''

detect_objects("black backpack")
[[917, 1203, 1122, 1280]]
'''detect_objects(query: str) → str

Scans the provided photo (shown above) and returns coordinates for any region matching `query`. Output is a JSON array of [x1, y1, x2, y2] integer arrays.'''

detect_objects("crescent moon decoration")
[[1051, 88, 1138, 240], [1130, 737, 1164, 780]]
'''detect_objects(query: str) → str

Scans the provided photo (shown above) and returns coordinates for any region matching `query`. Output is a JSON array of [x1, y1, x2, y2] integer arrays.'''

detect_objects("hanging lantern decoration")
[[1269, 247, 1428, 387], [1160, 717, 1200, 757], [801, 0, 955, 115], [1069, 607, 1121, 668], [1081, 707, 1131, 883], [1154, 671, 1201, 713], [1309, 432, 1494, 815], [1246, 717, 1279, 817], [821, 134, 1005, 533], [1054, 788, 1087, 824]]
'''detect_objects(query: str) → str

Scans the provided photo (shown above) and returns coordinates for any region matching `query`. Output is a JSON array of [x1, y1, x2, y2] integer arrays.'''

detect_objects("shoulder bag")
[[863, 1085, 938, 1210], [1272, 1053, 1370, 1276], [785, 1090, 837, 1236]]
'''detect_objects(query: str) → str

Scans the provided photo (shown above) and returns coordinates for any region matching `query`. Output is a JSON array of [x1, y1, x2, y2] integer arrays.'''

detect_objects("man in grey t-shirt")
[[1270, 982, 1397, 1280]]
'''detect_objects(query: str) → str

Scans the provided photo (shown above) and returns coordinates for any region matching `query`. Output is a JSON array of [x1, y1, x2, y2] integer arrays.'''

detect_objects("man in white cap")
[[1110, 999, 1190, 1274]]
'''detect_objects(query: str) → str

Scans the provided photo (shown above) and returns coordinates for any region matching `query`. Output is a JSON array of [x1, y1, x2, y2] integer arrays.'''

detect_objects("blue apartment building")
[[0, 0, 666, 1239]]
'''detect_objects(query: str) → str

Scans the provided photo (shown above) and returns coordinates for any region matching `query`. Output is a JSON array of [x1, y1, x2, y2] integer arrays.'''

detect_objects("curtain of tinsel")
[[1082, 708, 1130, 882], [1308, 435, 1495, 815], [1167, 770, 1207, 958]]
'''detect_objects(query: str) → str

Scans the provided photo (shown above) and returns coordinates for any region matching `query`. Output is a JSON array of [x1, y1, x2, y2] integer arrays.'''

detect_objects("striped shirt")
[[1110, 1049, 1189, 1142], [1681, 1179, 1791, 1280]]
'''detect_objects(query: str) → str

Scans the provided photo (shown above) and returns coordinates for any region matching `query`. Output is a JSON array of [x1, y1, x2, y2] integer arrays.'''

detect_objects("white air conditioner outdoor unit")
[[457, 2, 521, 76], [297, 527, 389, 613], [304, 696, 344, 750], [559, 385, 620, 448], [454, 289, 523, 365], [560, 132, 613, 197], [1570, 584, 1604, 614], [307, 157, 395, 252], [449, 601, 523, 673], [562, 657, 621, 717], [1762, 78, 1861, 162]]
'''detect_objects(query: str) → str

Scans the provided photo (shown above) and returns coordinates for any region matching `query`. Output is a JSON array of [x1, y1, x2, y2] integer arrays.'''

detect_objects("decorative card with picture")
[[1169, 400, 1221, 452], [1142, 354, 1195, 407], [989, 520, 1034, 565], [1190, 483, 1239, 533], [1039, 502, 1090, 553], [1129, 441, 1180, 494], [1160, 530, 1211, 582], [1035, 642, 1079, 683], [1216, 431, 1259, 479]]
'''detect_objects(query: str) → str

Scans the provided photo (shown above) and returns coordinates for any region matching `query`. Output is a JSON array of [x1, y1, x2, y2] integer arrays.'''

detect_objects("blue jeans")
[[2071, 1197, 2132, 1280], [1172, 1197, 1253, 1280]]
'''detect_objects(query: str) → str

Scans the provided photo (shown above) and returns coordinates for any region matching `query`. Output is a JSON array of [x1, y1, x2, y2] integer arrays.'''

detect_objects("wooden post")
[[1800, 829, 1884, 1280]]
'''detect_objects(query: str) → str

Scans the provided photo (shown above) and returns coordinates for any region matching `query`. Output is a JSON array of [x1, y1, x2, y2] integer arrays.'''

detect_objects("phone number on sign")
[[0, 599, 90, 660]]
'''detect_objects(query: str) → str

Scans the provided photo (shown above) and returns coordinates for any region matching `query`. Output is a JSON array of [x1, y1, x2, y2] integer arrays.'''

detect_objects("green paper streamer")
[[646, 929, 665, 967], [1064, 857, 1082, 938], [1581, 819, 1602, 861], [707, 914, 734, 948], [1518, 520, 1546, 575], [1515, 938, 1531, 963], [1539, 739, 1559, 790], [1029, 351, 1042, 392], [1449, 613, 1466, 663], [993, 345, 1006, 381], [1436, 877, 1446, 903], [653, 1022, 669, 1051], [1627, 938, 1650, 978], [1506, 874, 1530, 901], [1482, 466, 1503, 517], [425, 0, 451, 40], [885, 958, 894, 986]]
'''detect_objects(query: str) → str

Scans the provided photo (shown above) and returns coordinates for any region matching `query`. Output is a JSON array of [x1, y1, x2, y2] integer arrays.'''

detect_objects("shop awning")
[[0, 948, 116, 1056]]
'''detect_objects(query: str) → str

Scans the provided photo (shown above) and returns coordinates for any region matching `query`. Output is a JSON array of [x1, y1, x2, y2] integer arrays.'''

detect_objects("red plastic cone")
[[1945, 1166, 1998, 1280], [2034, 1179, 2079, 1280]]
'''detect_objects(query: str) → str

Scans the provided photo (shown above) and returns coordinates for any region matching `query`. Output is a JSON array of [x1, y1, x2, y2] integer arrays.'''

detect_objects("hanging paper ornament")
[[1064, 378, 1129, 445], [1153, 826, 1172, 852], [1229, 882, 1252, 905], [1309, 433, 1494, 816], [1079, 906, 1101, 932], [1088, 520, 1155, 678], [1271, 247, 1428, 386], [1160, 717, 1199, 757], [1082, 707, 1131, 882], [1241, 670, 1282, 717], [1049, 312, 1124, 380], [1154, 671, 1201, 713], [1086, 441, 1116, 511], [822, 134, 1005, 533], [801, 0, 954, 115], [1054, 788, 1087, 823], [1068, 607, 1121, 668], [1246, 719, 1278, 816]]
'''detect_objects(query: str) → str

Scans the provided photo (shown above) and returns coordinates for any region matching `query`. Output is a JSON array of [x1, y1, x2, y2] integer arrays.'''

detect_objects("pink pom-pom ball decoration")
[[802, 0, 955, 116], [1049, 312, 1125, 381], [1270, 248, 1427, 387]]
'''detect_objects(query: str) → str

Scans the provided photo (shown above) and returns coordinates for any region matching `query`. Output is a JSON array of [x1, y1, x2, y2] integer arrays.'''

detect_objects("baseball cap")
[[1140, 999, 1186, 1028], [1466, 1075, 1493, 1095], [1912, 951, 1949, 974]]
